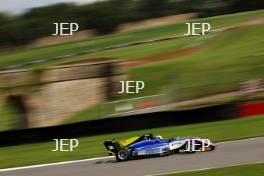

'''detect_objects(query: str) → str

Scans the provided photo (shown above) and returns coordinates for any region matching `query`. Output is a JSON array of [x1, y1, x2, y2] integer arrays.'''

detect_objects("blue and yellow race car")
[[104, 133, 216, 161]]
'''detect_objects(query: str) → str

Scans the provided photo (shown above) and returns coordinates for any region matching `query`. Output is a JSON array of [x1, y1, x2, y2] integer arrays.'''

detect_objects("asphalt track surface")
[[1, 137, 264, 176]]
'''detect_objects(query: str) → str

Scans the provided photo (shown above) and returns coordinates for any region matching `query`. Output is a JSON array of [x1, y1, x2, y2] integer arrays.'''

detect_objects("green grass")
[[64, 22, 264, 104], [67, 23, 264, 123], [1, 10, 264, 124], [65, 104, 102, 123], [128, 24, 264, 100], [0, 115, 264, 169], [0, 10, 263, 68], [50, 35, 200, 66], [0, 101, 18, 131], [162, 163, 264, 176], [60, 21, 264, 103], [66, 91, 240, 124]]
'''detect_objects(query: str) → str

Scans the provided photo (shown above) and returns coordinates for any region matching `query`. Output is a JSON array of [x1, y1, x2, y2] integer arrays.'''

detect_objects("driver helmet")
[[156, 135, 163, 140]]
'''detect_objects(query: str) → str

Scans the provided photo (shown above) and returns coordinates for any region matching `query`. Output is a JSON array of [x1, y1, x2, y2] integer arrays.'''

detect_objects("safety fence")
[[0, 102, 237, 147]]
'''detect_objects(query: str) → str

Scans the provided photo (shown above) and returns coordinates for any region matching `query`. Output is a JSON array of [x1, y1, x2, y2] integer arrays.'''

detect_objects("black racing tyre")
[[116, 149, 130, 161], [209, 145, 215, 151], [199, 144, 215, 152], [173, 149, 180, 154]]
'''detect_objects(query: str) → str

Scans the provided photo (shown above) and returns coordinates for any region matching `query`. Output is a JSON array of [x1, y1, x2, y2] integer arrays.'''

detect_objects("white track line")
[[146, 161, 264, 176], [217, 137, 260, 144], [0, 137, 262, 173], [0, 156, 114, 172]]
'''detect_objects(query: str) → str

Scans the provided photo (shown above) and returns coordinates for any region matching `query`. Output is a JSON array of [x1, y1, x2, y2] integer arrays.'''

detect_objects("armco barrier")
[[0, 102, 237, 147], [237, 101, 264, 117]]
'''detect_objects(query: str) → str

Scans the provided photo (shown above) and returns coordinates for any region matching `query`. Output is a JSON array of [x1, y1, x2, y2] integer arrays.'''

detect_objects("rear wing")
[[104, 140, 122, 153], [104, 134, 154, 153]]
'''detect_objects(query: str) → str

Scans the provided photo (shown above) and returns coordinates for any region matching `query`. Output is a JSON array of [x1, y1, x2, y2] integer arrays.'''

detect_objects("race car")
[[104, 133, 216, 161]]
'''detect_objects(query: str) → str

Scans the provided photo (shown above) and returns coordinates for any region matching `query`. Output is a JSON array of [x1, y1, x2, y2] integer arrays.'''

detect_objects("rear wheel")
[[204, 145, 215, 151], [116, 149, 130, 161], [199, 144, 215, 152]]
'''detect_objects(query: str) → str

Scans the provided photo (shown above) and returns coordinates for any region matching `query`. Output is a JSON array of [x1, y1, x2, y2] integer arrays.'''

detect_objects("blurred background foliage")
[[0, 0, 263, 47]]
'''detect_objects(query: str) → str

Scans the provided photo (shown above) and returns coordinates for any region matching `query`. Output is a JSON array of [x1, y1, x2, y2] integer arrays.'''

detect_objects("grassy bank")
[[0, 10, 263, 125], [128, 24, 264, 100], [0, 10, 263, 68], [67, 23, 264, 123], [0, 115, 264, 169]]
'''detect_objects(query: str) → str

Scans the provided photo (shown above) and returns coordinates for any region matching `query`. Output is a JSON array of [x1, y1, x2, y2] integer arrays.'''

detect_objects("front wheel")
[[116, 149, 130, 161]]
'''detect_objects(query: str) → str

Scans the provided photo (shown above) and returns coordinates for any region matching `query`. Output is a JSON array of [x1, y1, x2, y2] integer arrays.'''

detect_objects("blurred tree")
[[191, 0, 229, 16], [0, 13, 12, 46], [0, 13, 9, 24], [225, 0, 264, 13], [138, 0, 171, 19], [78, 0, 133, 35], [21, 3, 79, 36], [0, 0, 263, 48]]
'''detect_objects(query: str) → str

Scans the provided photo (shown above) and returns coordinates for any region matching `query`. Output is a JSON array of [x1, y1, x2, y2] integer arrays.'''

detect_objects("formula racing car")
[[104, 133, 216, 161]]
